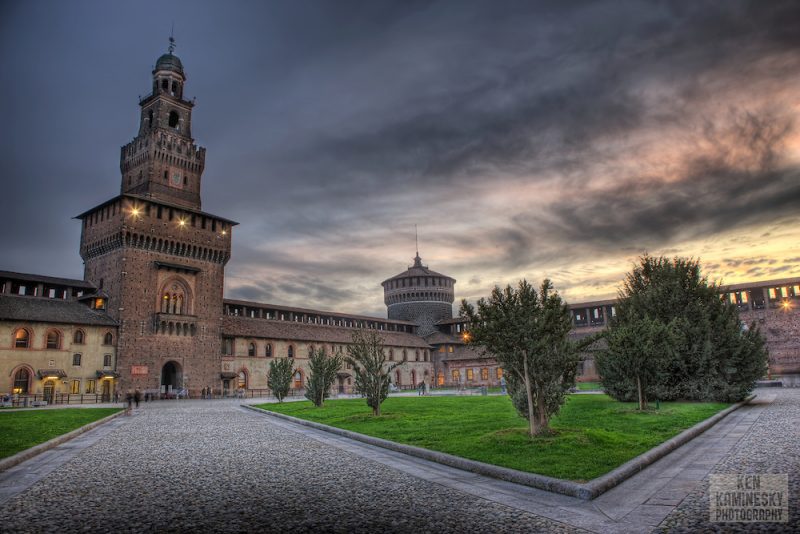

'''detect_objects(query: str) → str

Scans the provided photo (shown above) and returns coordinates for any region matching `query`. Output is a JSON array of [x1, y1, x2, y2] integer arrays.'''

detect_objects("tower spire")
[[168, 23, 176, 54], [413, 224, 423, 267]]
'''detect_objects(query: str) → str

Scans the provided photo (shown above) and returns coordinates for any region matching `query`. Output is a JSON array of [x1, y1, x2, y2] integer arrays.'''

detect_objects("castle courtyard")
[[0, 388, 796, 533]]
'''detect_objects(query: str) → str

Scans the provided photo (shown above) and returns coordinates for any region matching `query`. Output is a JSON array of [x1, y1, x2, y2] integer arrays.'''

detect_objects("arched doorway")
[[12, 367, 32, 394], [161, 361, 182, 395]]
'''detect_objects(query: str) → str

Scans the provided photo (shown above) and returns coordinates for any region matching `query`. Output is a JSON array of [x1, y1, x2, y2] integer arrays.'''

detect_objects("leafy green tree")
[[267, 358, 294, 403], [461, 279, 578, 436], [305, 347, 344, 407], [601, 255, 768, 402], [596, 316, 675, 409], [346, 330, 404, 416]]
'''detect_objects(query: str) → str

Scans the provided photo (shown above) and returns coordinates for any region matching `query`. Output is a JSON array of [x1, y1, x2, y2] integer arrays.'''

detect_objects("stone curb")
[[582, 394, 755, 499], [243, 395, 754, 500], [0, 409, 126, 474]]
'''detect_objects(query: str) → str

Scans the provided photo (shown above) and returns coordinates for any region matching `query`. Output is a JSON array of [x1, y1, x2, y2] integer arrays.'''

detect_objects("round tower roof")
[[381, 254, 455, 286], [154, 53, 184, 76]]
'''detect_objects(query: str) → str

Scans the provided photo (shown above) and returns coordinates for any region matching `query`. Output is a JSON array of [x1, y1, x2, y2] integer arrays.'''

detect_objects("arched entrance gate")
[[161, 361, 182, 397]]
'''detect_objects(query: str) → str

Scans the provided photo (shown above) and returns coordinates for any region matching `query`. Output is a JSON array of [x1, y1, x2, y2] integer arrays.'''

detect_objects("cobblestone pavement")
[[657, 388, 799, 533], [0, 400, 584, 533]]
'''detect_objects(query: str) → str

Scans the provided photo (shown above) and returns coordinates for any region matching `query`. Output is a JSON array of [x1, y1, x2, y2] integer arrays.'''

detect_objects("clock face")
[[171, 173, 182, 187]]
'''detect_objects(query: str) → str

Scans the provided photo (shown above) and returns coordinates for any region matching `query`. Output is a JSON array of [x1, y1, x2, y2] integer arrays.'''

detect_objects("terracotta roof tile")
[[0, 295, 117, 326]]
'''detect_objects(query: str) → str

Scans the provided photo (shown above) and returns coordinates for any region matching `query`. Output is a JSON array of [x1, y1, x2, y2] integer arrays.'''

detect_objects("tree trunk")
[[636, 374, 647, 410], [522, 356, 537, 437]]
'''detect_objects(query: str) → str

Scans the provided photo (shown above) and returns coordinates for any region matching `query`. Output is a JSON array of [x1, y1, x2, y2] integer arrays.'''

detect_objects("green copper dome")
[[154, 53, 184, 75]]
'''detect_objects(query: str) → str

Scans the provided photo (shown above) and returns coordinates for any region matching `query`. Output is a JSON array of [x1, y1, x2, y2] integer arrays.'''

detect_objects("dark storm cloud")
[[1, 0, 799, 311]]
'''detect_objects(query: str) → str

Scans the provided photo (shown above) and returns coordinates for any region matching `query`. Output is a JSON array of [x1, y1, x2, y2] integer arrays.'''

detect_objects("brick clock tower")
[[77, 41, 236, 396]]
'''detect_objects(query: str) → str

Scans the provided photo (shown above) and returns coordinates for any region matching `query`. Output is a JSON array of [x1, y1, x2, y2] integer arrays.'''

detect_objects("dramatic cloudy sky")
[[1, 0, 799, 317]]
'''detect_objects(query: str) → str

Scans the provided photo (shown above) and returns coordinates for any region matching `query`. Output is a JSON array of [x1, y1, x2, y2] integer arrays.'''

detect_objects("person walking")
[[134, 389, 141, 408], [125, 390, 133, 411]]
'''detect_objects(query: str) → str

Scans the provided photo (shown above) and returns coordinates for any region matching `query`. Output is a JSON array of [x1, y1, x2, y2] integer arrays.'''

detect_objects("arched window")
[[452, 369, 460, 382], [308, 345, 314, 358], [248, 343, 255, 357], [437, 371, 444, 386], [238, 371, 247, 389], [265, 343, 272, 357], [395, 370, 402, 386], [287, 345, 294, 358], [73, 353, 82, 366], [293, 370, 303, 389], [159, 279, 190, 315], [46, 330, 61, 349], [161, 79, 169, 90], [103, 332, 113, 345], [415, 350, 420, 362], [73, 330, 85, 344], [402, 349, 407, 361], [481, 368, 489, 380], [168, 111, 179, 129], [388, 349, 394, 362], [13, 367, 31, 394], [14, 329, 30, 349]]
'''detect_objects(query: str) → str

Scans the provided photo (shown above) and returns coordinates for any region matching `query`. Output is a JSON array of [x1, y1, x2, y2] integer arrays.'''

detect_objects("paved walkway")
[[0, 389, 796, 532]]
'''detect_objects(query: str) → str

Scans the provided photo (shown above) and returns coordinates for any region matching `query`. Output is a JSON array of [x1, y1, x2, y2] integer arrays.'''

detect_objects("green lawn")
[[576, 381, 602, 391], [257, 395, 727, 481], [0, 408, 121, 459]]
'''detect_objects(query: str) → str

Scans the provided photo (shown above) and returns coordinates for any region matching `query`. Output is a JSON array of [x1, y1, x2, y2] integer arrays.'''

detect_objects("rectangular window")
[[466, 369, 474, 381], [741, 291, 749, 303], [72, 353, 82, 366], [451, 369, 460, 382], [71, 380, 80, 394], [729, 293, 736, 304], [86, 379, 96, 394], [780, 287, 789, 298], [223, 338, 233, 355], [448, 346, 454, 353], [793, 285, 800, 296], [768, 288, 777, 299], [496, 368, 503, 379], [481, 368, 489, 380], [103, 354, 112, 367], [157, 206, 163, 219]]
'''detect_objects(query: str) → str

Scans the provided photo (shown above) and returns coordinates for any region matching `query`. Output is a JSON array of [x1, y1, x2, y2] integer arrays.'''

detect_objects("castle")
[[2, 47, 799, 402]]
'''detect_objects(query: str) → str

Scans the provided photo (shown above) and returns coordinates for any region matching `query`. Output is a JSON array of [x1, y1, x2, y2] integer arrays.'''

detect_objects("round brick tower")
[[382, 253, 455, 336]]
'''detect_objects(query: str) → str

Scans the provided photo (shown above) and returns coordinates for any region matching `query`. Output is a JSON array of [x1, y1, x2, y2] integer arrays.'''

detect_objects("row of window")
[[70, 353, 114, 367], [448, 367, 503, 382], [11, 367, 111, 395], [385, 277, 453, 290], [225, 339, 431, 362], [13, 329, 114, 349], [224, 306, 414, 332], [386, 292, 452, 304]]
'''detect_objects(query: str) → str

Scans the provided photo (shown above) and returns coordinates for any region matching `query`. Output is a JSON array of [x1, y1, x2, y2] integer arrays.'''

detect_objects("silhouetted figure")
[[134, 389, 141, 408]]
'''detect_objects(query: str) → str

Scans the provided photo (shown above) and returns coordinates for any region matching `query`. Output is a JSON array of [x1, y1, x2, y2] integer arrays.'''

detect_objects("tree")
[[346, 330, 404, 416], [599, 255, 768, 403], [461, 279, 578, 436], [596, 316, 675, 409], [267, 358, 294, 403], [305, 347, 344, 407]]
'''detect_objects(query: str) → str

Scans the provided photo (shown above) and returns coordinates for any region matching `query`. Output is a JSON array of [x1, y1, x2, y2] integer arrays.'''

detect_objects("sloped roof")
[[0, 295, 117, 326], [0, 270, 95, 289], [222, 316, 431, 348], [424, 330, 460, 345], [382, 254, 455, 285]]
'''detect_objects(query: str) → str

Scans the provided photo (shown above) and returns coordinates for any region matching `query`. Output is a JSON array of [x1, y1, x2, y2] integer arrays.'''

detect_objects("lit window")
[[14, 329, 30, 349], [238, 371, 247, 389], [481, 368, 489, 380], [729, 294, 736, 304], [438, 346, 445, 353], [466, 369, 474, 381], [452, 369, 460, 382], [13, 368, 30, 393], [741, 292, 748, 303], [71, 380, 80, 394], [86, 379, 96, 394], [780, 287, 789, 298], [448, 346, 454, 353], [769, 288, 777, 299], [293, 371, 303, 389], [496, 368, 503, 379], [73, 353, 82, 366]]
